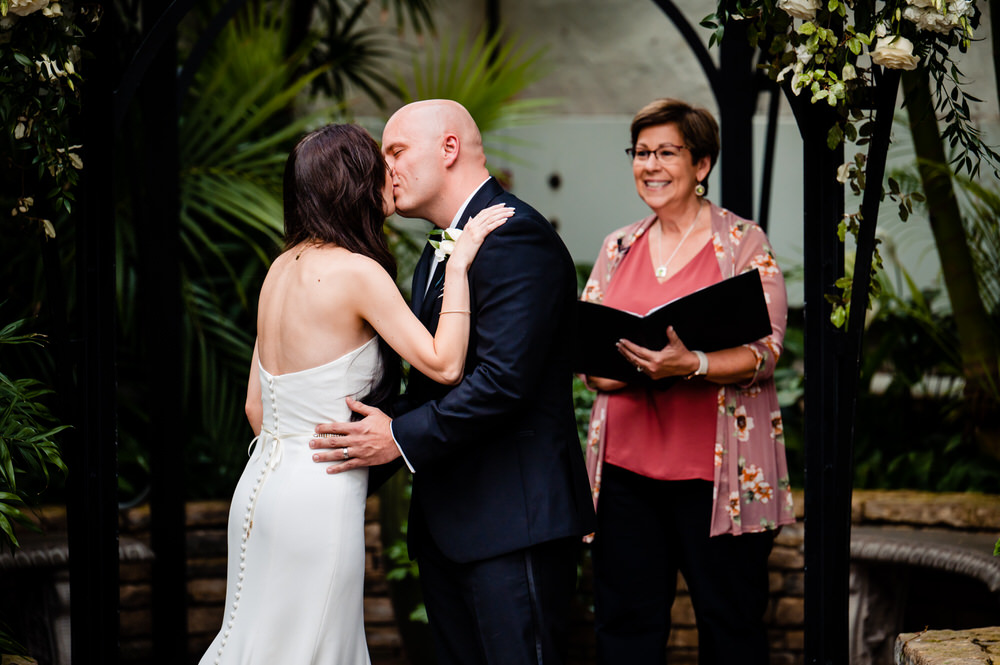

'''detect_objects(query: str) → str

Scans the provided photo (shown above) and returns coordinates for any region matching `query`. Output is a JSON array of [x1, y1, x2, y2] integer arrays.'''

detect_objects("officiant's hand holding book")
[[573, 269, 773, 386]]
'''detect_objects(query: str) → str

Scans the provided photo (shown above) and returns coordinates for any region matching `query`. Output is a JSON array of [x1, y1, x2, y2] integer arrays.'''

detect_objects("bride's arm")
[[356, 204, 512, 385], [245, 341, 263, 436]]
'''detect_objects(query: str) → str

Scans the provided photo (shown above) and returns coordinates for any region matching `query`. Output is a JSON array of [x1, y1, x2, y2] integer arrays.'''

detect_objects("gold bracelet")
[[439, 309, 471, 315]]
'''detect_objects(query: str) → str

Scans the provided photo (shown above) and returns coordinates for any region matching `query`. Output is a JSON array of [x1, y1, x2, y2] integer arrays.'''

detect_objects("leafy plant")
[[0, 315, 68, 549], [848, 258, 1000, 492], [0, 1, 95, 232]]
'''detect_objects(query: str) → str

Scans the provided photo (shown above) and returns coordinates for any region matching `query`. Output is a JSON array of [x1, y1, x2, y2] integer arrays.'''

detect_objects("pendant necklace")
[[654, 202, 703, 279]]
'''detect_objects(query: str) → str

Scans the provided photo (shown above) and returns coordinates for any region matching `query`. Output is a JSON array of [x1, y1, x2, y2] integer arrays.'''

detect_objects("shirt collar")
[[446, 177, 492, 230]]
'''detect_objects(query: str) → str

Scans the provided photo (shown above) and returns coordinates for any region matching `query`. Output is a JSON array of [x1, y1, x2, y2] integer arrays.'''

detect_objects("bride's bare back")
[[255, 244, 376, 376]]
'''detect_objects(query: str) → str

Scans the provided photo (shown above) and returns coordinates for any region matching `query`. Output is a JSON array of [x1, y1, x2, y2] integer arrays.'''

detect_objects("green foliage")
[[573, 375, 595, 454], [953, 173, 1000, 325], [702, 0, 997, 328], [0, 315, 68, 549], [379, 0, 435, 35], [396, 26, 557, 165], [849, 268, 1000, 492], [0, 617, 27, 657], [846, 155, 1000, 488], [0, 2, 96, 237], [305, 0, 403, 108]]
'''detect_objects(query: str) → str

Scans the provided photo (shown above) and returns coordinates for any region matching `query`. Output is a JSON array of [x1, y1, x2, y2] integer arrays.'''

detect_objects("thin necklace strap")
[[654, 202, 704, 279]]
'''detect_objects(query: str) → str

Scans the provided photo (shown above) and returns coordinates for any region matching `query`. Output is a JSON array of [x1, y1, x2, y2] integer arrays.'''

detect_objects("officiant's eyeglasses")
[[625, 144, 688, 164]]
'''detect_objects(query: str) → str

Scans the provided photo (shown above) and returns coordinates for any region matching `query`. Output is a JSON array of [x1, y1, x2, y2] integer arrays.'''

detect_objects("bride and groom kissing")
[[199, 99, 597, 665]]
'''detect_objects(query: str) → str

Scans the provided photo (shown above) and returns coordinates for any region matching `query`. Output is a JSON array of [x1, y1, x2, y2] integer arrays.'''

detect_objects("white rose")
[[432, 228, 462, 262], [871, 36, 919, 71], [7, 0, 49, 16], [794, 44, 813, 65], [903, 0, 973, 34], [948, 0, 972, 15], [777, 0, 822, 20], [903, 6, 953, 33]]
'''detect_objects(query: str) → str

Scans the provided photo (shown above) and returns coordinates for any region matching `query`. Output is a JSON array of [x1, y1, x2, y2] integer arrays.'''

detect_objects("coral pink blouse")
[[602, 234, 721, 482]]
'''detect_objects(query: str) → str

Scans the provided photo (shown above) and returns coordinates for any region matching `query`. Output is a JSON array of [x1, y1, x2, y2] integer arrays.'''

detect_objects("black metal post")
[[791, 99, 848, 665], [71, 16, 121, 665], [717, 17, 755, 219], [139, 0, 188, 659], [844, 69, 901, 370], [757, 84, 781, 233]]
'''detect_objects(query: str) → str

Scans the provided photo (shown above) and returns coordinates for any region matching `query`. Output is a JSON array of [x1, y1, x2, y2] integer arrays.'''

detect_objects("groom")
[[311, 99, 595, 664]]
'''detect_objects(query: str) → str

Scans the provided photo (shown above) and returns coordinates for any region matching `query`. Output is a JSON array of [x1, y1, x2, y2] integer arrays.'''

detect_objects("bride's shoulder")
[[334, 250, 390, 278]]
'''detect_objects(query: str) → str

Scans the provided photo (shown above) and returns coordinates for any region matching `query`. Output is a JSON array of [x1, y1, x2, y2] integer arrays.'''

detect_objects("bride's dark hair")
[[282, 123, 402, 415]]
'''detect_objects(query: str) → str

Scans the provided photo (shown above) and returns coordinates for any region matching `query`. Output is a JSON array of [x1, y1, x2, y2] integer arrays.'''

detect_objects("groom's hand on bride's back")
[[310, 397, 400, 473]]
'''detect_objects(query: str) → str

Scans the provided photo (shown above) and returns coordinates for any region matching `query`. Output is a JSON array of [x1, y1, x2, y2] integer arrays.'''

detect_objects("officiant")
[[579, 98, 794, 665]]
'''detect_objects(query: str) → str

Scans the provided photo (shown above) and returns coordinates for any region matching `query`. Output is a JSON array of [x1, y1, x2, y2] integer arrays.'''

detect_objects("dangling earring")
[[695, 183, 706, 197]]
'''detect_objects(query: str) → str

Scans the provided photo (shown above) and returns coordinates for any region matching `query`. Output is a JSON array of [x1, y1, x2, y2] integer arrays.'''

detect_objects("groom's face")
[[382, 110, 446, 222]]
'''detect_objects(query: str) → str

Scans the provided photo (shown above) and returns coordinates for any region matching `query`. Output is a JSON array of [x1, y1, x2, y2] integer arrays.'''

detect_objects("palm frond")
[[380, 0, 436, 35], [396, 26, 558, 163]]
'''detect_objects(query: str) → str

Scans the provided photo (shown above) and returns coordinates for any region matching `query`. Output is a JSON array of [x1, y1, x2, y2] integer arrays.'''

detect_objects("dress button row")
[[219, 430, 279, 662]]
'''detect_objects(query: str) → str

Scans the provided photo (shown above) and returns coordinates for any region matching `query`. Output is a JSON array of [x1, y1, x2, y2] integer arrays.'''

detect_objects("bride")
[[199, 123, 511, 665]]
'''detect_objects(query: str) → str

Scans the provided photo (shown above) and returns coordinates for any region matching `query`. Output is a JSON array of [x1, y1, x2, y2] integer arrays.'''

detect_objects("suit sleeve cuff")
[[390, 421, 416, 473]]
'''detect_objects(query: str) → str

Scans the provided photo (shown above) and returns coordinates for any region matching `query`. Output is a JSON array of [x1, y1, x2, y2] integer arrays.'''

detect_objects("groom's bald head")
[[382, 99, 490, 228]]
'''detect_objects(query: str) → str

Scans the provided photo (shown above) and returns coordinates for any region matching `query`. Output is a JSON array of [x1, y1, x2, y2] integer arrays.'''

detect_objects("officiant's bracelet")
[[685, 350, 708, 379], [439, 309, 471, 315]]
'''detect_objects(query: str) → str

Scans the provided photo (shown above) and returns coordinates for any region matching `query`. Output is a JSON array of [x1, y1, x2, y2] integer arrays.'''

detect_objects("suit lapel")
[[411, 242, 436, 315]]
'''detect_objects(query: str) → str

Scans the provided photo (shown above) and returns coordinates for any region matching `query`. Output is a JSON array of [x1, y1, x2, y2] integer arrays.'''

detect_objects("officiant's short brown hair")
[[630, 99, 720, 173]]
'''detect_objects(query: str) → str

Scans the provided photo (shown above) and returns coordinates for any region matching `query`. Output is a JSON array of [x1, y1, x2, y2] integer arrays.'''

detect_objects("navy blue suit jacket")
[[392, 178, 595, 563]]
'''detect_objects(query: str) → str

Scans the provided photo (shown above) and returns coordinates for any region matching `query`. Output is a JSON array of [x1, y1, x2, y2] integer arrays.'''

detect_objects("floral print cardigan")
[[581, 203, 795, 537]]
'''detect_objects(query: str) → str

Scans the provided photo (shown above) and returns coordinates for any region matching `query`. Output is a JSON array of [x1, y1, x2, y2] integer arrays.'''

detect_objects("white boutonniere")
[[428, 228, 463, 262]]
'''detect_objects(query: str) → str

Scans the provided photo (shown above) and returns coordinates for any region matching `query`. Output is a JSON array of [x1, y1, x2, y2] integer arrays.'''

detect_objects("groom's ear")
[[442, 133, 460, 168]]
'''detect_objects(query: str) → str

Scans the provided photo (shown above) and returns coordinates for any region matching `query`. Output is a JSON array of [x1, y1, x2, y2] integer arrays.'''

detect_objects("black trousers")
[[592, 464, 775, 665], [417, 532, 580, 665]]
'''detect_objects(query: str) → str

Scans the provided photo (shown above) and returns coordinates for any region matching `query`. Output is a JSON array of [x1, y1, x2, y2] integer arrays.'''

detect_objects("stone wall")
[[8, 489, 1000, 664], [108, 493, 811, 665], [896, 627, 1000, 665]]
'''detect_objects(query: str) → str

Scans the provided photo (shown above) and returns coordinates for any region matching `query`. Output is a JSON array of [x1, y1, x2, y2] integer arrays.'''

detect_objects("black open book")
[[573, 269, 772, 385]]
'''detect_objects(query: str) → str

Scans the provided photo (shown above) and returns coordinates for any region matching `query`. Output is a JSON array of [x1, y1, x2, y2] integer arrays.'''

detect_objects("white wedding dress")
[[200, 337, 380, 665]]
